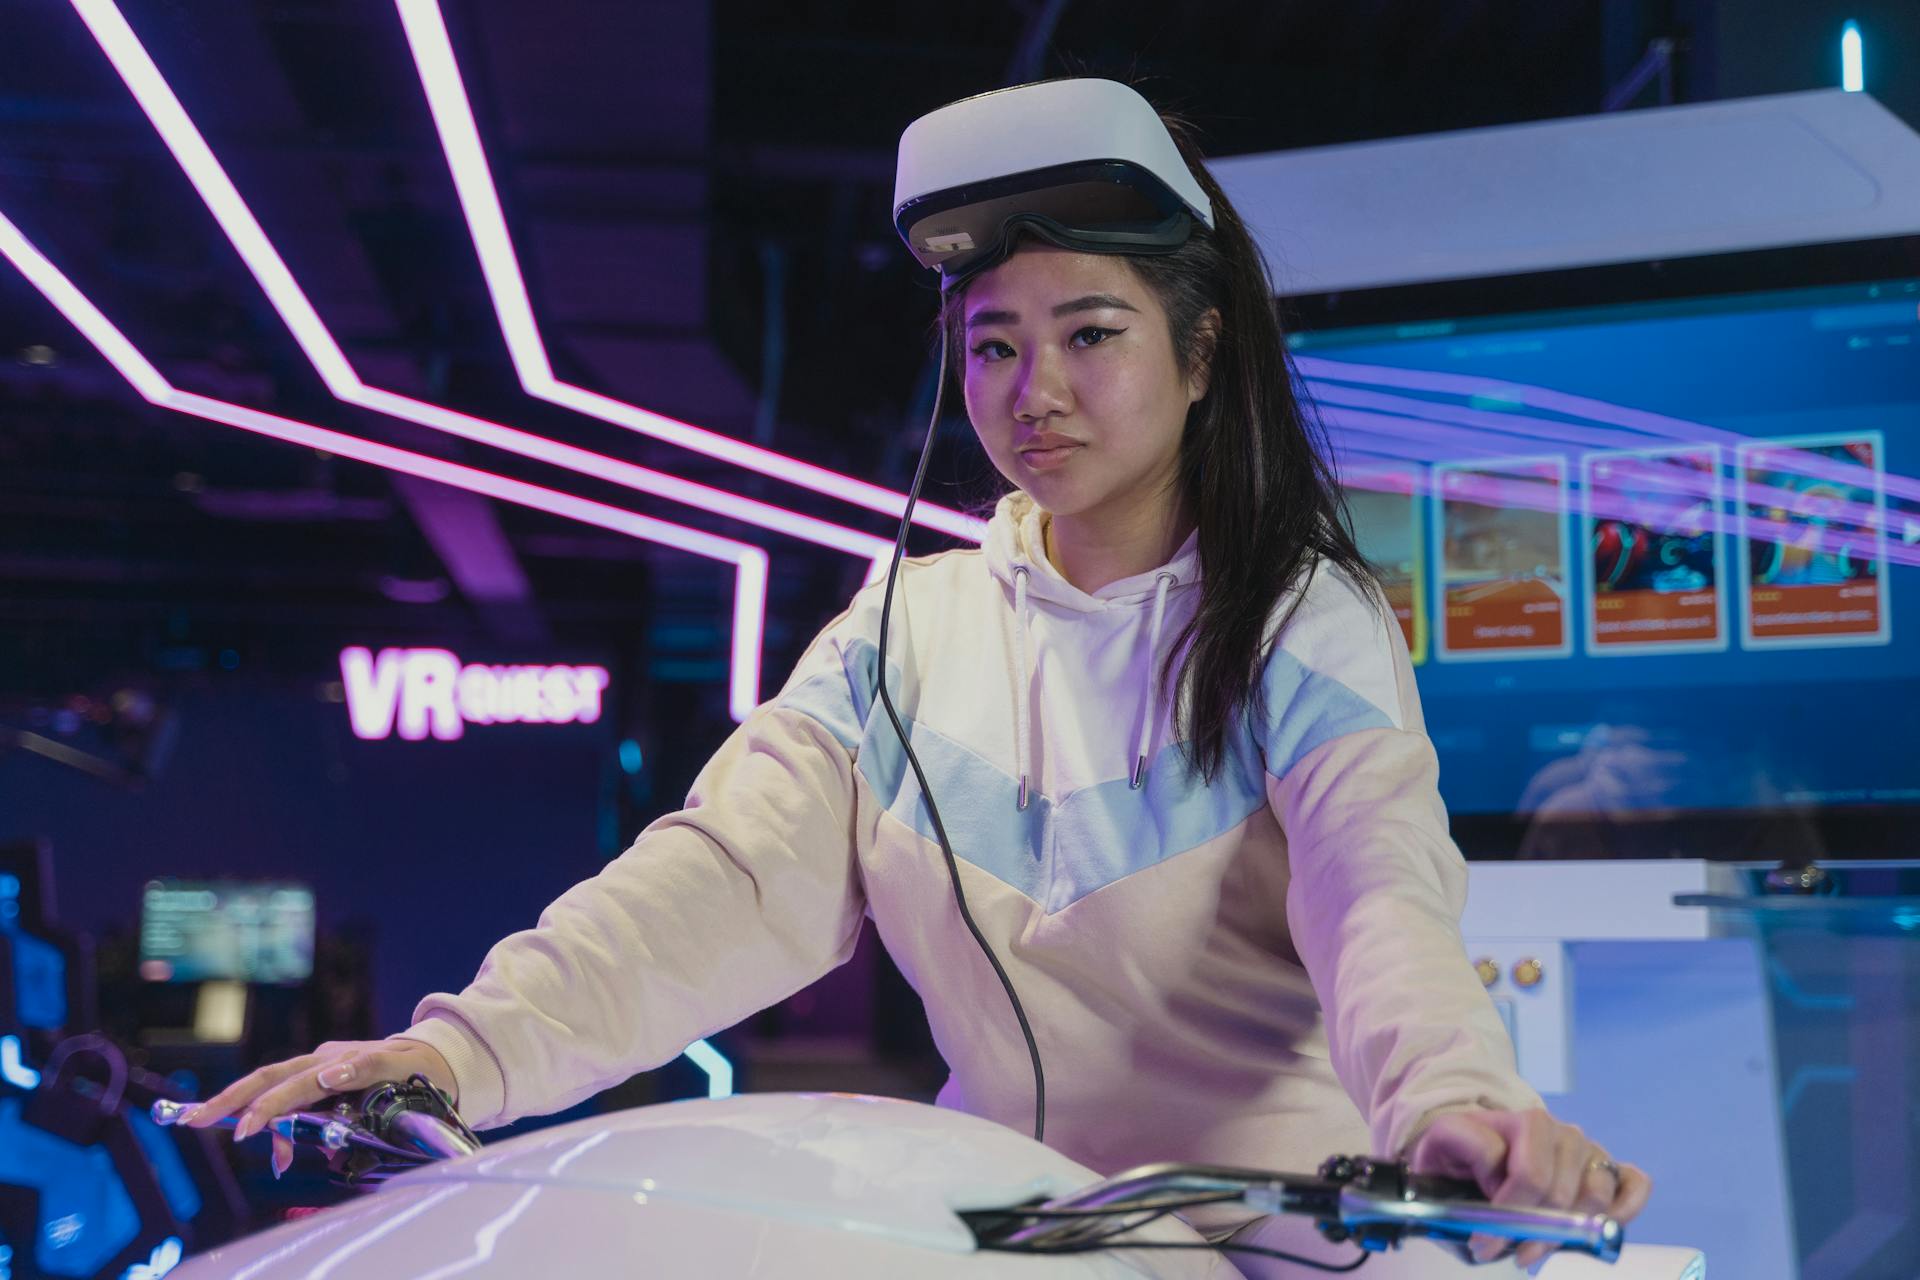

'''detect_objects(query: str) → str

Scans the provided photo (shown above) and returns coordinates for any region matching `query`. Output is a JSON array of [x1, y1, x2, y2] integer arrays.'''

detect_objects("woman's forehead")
[[963, 247, 1147, 314]]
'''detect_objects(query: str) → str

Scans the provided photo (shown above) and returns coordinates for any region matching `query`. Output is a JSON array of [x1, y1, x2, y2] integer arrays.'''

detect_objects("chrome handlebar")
[[387, 1109, 481, 1162], [989, 1155, 1623, 1262], [1324, 1184, 1620, 1259], [151, 1075, 479, 1183]]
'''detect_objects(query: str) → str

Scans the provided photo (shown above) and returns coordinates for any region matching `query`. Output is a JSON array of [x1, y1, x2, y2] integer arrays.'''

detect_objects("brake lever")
[[1305, 1158, 1622, 1261], [151, 1076, 476, 1186]]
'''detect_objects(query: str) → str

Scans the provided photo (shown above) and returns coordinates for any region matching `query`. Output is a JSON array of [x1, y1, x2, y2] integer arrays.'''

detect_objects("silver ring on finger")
[[1587, 1154, 1621, 1187]]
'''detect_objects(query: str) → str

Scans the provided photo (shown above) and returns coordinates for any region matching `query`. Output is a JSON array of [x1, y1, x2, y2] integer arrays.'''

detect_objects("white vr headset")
[[893, 78, 1216, 289]]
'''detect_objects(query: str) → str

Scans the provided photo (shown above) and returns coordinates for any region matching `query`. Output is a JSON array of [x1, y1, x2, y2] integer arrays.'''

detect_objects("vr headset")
[[893, 78, 1215, 289]]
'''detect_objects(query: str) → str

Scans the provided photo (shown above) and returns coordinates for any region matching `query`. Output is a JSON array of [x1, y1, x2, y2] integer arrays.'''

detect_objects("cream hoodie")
[[398, 491, 1540, 1181]]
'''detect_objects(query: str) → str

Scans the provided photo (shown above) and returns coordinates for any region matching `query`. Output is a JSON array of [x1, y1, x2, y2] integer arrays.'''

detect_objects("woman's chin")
[[1017, 480, 1096, 519]]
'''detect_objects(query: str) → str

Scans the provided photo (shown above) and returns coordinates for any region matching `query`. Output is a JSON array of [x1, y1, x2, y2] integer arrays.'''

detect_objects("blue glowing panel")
[[683, 1039, 734, 1099], [125, 1111, 200, 1226], [5, 935, 67, 1031], [0, 1098, 139, 1277], [1294, 268, 1920, 815]]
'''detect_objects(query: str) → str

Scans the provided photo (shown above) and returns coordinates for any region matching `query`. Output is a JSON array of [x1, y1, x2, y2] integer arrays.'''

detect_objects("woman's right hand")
[[183, 1038, 457, 1176]]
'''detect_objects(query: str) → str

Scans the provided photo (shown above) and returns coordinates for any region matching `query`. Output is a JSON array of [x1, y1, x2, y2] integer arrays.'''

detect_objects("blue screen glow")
[[1295, 272, 1920, 819]]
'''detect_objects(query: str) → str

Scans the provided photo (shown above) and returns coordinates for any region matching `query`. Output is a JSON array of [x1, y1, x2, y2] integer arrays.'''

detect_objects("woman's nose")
[[1012, 350, 1073, 421]]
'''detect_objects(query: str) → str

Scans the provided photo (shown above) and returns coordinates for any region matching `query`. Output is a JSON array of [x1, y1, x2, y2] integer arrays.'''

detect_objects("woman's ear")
[[1187, 307, 1222, 405]]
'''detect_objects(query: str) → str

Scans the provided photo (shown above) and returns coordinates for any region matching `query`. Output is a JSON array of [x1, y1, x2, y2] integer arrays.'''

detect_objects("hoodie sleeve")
[[392, 606, 875, 1129], [1259, 564, 1542, 1158]]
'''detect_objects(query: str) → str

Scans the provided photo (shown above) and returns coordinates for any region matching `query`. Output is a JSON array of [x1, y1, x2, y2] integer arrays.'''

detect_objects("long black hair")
[[941, 113, 1382, 782]]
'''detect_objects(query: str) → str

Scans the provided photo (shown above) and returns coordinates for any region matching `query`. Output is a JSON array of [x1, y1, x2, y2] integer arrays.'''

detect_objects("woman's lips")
[[1019, 444, 1082, 471]]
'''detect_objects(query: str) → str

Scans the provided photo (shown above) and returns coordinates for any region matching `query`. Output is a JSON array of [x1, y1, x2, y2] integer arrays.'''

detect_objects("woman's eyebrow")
[[966, 294, 1141, 329]]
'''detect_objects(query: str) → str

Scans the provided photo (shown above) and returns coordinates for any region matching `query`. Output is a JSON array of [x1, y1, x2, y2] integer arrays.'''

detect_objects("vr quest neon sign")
[[340, 647, 610, 741]]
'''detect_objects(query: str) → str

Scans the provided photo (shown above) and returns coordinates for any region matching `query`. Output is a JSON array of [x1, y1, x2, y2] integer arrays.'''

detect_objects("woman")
[[190, 82, 1648, 1273]]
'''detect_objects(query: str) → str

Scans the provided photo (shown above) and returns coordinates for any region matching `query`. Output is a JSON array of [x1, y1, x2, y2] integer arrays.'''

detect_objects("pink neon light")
[[0, 208, 765, 720], [1324, 401, 1901, 558], [392, 0, 986, 544], [340, 647, 610, 740], [68, 0, 898, 569], [1302, 353, 1920, 513], [1311, 380, 1664, 455]]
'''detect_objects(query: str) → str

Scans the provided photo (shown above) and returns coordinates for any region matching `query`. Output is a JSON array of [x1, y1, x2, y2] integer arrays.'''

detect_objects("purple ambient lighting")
[[1339, 448, 1904, 573], [68, 0, 900, 583], [1321, 403, 1895, 543], [1309, 379, 1669, 454], [1303, 353, 1920, 513], [1437, 461, 1913, 568], [340, 648, 611, 741], [0, 208, 766, 720], [393, 0, 986, 544]]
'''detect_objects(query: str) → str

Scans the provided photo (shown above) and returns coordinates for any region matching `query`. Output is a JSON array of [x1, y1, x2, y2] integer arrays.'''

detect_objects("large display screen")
[[139, 880, 315, 983], [1288, 237, 1920, 844]]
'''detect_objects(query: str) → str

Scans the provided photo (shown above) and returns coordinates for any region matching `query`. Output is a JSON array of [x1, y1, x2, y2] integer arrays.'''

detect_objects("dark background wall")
[[0, 684, 646, 1036]]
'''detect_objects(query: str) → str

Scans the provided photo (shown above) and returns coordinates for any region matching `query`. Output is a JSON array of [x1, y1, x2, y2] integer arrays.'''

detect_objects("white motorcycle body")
[[172, 1094, 1703, 1279]]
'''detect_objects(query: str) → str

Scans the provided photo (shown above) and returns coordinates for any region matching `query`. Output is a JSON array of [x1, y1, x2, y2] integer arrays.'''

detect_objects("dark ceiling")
[[2, 0, 1865, 726]]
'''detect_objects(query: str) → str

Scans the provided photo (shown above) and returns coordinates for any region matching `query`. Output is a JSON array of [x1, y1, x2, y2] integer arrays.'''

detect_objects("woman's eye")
[[970, 340, 1014, 362], [1072, 326, 1122, 348]]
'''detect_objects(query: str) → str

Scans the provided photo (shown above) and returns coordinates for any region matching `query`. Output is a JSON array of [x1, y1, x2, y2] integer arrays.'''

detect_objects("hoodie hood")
[[981, 491, 1200, 806], [984, 491, 1200, 610]]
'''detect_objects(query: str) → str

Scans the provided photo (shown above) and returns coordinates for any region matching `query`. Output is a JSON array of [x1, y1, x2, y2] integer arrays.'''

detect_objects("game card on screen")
[[1344, 465, 1426, 665], [1434, 456, 1572, 660], [1738, 432, 1889, 648], [1583, 447, 1728, 654]]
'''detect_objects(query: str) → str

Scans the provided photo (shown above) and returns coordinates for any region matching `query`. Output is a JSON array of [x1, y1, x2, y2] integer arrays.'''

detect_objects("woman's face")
[[959, 244, 1209, 526]]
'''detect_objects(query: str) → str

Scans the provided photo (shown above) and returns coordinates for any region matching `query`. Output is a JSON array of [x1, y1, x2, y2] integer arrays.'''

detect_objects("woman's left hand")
[[1407, 1108, 1652, 1271]]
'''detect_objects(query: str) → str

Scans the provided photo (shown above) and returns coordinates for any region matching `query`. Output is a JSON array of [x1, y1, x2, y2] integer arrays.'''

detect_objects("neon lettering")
[[341, 648, 611, 741]]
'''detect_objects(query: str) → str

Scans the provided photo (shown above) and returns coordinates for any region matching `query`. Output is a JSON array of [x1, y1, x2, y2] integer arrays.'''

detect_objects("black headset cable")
[[872, 327, 1047, 1143]]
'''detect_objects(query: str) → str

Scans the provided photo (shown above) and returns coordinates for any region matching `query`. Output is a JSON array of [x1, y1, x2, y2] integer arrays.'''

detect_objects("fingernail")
[[318, 1062, 354, 1089], [233, 1113, 255, 1142]]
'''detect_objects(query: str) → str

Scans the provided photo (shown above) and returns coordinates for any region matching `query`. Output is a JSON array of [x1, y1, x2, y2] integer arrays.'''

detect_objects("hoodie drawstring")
[[1013, 566, 1033, 811], [1131, 573, 1176, 789], [1010, 565, 1179, 807]]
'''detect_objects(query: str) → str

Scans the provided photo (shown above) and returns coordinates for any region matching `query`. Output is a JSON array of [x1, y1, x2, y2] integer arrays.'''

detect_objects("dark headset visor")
[[896, 159, 1197, 288]]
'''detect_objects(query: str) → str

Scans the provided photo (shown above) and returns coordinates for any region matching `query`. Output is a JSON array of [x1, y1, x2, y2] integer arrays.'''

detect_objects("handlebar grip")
[[1409, 1199, 1622, 1261], [1338, 1187, 1624, 1262], [389, 1110, 480, 1160], [1407, 1172, 1485, 1203]]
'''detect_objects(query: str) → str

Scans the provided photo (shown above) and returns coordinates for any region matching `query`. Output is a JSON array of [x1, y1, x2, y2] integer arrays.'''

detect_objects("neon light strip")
[[1466, 462, 1908, 567], [68, 0, 898, 571], [392, 0, 986, 543], [1302, 353, 1920, 511], [1301, 355, 1730, 442], [682, 1038, 735, 1099], [1323, 402, 1897, 552], [1842, 21, 1865, 93], [0, 210, 766, 719], [1334, 433, 1908, 567], [1310, 380, 1665, 454], [0, 1035, 41, 1089]]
